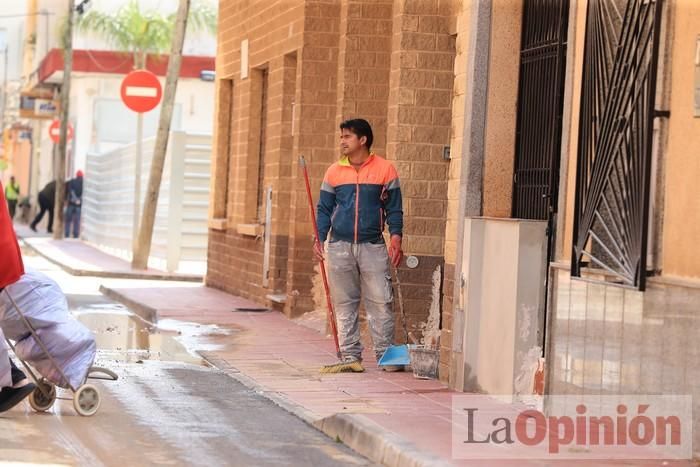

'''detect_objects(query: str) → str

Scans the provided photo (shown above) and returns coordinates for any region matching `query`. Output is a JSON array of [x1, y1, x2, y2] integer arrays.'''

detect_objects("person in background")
[[4, 176, 20, 220], [64, 170, 84, 239], [30, 180, 57, 234], [17, 196, 31, 224]]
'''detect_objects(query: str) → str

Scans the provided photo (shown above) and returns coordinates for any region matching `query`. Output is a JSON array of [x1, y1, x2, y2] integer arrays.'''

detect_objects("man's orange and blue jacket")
[[317, 154, 403, 244]]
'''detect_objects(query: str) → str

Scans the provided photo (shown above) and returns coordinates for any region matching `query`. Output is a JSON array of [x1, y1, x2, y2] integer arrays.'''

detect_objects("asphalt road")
[[0, 251, 372, 467]]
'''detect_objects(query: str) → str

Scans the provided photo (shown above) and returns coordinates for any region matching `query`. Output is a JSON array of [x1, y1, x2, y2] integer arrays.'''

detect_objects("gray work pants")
[[327, 240, 395, 361]]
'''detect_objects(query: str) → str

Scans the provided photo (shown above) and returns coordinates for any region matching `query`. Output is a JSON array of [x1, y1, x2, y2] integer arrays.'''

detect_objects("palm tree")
[[77, 0, 216, 69], [76, 0, 216, 267]]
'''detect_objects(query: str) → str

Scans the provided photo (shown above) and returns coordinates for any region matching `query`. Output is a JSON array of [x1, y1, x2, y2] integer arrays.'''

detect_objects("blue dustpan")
[[378, 268, 411, 367], [378, 344, 411, 366]]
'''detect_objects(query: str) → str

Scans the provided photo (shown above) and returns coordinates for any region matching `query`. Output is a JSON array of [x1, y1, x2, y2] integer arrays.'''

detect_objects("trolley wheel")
[[28, 382, 56, 412], [73, 384, 101, 417]]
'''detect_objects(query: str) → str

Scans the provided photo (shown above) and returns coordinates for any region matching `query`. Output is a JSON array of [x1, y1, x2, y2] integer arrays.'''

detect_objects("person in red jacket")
[[0, 181, 35, 412]]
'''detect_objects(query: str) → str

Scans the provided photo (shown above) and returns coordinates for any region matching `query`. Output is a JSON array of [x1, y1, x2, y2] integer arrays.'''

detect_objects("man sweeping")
[[314, 118, 404, 373]]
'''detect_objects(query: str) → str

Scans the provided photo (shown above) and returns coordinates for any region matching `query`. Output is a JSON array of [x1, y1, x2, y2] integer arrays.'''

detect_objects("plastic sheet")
[[0, 328, 10, 389], [0, 269, 96, 389]]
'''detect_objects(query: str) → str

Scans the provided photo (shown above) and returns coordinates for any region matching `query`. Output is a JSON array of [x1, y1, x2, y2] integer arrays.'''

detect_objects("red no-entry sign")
[[120, 69, 163, 113], [48, 119, 73, 144]]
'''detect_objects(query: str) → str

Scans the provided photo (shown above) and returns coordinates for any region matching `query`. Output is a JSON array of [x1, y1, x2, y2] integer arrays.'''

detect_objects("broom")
[[377, 266, 411, 368], [298, 156, 363, 373]]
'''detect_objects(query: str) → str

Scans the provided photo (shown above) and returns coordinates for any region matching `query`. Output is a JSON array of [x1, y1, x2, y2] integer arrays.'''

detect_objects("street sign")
[[120, 70, 163, 113], [19, 91, 59, 120], [48, 119, 73, 144]]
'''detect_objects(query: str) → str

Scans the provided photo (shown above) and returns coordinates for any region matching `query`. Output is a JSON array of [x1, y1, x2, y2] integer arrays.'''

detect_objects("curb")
[[99, 285, 158, 323], [101, 286, 325, 427], [21, 239, 203, 283], [199, 352, 451, 467], [315, 414, 453, 467], [101, 285, 452, 467]]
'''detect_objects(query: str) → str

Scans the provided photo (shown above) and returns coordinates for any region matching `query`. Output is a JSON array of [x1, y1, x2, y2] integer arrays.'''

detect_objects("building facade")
[[207, 0, 458, 361], [18, 0, 218, 206], [209, 0, 700, 417], [0, 2, 29, 188]]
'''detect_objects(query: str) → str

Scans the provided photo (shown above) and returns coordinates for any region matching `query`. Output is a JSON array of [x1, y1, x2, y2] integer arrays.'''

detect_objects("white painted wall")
[[27, 0, 217, 187], [32, 73, 214, 187], [73, 73, 214, 172], [28, 0, 217, 196], [34, 0, 68, 70], [0, 4, 27, 81]]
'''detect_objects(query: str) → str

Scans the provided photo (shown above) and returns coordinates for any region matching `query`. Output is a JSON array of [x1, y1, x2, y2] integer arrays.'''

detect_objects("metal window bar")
[[512, 0, 570, 221], [571, 0, 664, 290]]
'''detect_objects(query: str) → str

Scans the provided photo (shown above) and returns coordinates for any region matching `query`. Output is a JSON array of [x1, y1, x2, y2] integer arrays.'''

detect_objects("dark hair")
[[340, 118, 373, 151]]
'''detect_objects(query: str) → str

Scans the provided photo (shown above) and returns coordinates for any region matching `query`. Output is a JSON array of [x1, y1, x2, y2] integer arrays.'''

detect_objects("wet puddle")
[[72, 303, 211, 366]]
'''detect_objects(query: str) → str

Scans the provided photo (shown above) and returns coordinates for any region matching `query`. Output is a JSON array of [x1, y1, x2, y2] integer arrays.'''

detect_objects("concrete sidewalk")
[[100, 284, 693, 467], [15, 223, 202, 282]]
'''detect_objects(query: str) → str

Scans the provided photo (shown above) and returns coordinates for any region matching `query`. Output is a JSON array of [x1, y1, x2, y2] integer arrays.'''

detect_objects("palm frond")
[[76, 8, 133, 51], [189, 0, 218, 35], [168, 0, 218, 36], [75, 0, 217, 56]]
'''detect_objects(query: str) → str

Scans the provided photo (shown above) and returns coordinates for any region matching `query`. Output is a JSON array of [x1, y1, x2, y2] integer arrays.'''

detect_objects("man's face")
[[340, 128, 365, 156]]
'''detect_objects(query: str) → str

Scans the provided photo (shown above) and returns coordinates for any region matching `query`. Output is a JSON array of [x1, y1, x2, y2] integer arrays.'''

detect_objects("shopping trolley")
[[1, 288, 118, 417]]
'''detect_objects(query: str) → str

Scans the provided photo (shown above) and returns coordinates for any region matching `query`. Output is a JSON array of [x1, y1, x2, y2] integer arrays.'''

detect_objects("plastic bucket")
[[408, 344, 439, 379]]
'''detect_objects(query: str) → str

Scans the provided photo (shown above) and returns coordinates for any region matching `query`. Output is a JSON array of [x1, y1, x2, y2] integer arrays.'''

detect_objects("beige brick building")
[[208, 0, 459, 377], [209, 0, 700, 406]]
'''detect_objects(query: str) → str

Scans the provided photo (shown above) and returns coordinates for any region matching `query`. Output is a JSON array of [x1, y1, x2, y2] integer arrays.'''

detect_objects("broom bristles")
[[319, 360, 365, 374]]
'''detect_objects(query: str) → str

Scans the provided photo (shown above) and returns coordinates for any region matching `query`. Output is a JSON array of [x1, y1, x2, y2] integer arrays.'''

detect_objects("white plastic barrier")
[[82, 131, 211, 273]]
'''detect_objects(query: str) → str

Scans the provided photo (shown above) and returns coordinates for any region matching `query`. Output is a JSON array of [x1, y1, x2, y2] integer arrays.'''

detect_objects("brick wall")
[[386, 0, 456, 348], [284, 1, 342, 317], [210, 2, 467, 386], [335, 0, 393, 153], [207, 0, 306, 307], [265, 54, 297, 296]]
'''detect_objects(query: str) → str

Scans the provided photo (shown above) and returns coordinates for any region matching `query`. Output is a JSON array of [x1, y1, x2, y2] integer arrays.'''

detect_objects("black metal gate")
[[512, 0, 570, 221], [571, 0, 664, 290]]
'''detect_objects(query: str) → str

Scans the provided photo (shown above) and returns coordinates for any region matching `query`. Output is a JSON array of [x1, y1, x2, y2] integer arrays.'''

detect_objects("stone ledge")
[[99, 285, 158, 323], [265, 293, 287, 304], [236, 223, 264, 237], [314, 414, 452, 467], [208, 218, 227, 231]]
